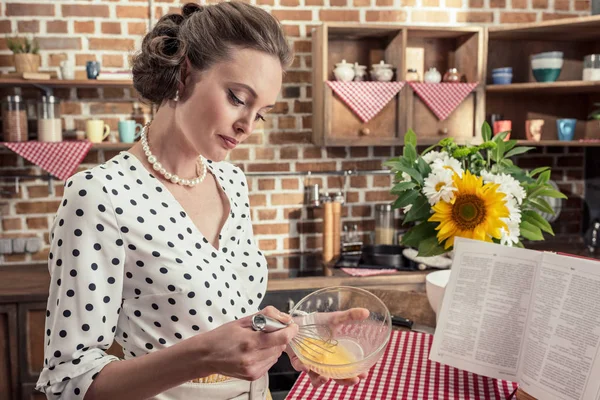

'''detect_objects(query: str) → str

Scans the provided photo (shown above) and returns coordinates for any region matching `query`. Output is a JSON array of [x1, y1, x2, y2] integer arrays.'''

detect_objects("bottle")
[[2, 95, 28, 142], [322, 197, 334, 263], [375, 203, 395, 245], [406, 68, 420, 82], [37, 95, 62, 142], [443, 68, 461, 83], [332, 199, 342, 259]]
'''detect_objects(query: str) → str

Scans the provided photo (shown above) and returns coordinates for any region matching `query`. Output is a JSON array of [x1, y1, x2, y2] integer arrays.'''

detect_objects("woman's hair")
[[132, 2, 293, 105]]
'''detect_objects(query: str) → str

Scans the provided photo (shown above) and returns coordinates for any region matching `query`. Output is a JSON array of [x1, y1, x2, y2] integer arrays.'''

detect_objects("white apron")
[[151, 374, 269, 400]]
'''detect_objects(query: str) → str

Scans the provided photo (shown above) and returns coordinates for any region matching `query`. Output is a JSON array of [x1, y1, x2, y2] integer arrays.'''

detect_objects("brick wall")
[[0, 0, 590, 272]]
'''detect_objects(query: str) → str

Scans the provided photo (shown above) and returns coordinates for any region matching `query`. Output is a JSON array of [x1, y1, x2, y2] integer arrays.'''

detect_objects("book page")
[[518, 252, 600, 400], [429, 237, 541, 382]]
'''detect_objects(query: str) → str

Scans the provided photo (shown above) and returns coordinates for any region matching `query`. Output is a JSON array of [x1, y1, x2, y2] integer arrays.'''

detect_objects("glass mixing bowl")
[[289, 286, 392, 379]]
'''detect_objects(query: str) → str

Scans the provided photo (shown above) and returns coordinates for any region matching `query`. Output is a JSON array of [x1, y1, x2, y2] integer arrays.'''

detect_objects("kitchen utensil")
[[492, 68, 513, 84], [583, 54, 600, 81], [556, 118, 576, 141], [424, 67, 441, 83], [360, 244, 408, 269], [443, 68, 461, 83], [391, 315, 435, 334], [353, 62, 367, 81], [374, 203, 395, 245], [525, 119, 544, 141], [406, 68, 420, 82], [86, 61, 101, 80], [370, 60, 393, 82], [401, 248, 452, 270], [493, 120, 512, 140], [289, 286, 392, 379], [333, 59, 355, 82], [251, 314, 338, 359], [531, 52, 563, 82]]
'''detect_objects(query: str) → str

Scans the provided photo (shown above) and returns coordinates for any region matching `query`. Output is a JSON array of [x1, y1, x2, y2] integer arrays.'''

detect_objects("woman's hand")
[[194, 306, 298, 381], [285, 307, 370, 388]]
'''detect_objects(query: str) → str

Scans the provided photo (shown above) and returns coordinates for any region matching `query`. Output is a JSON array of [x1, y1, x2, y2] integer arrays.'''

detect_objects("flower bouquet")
[[384, 124, 567, 257]]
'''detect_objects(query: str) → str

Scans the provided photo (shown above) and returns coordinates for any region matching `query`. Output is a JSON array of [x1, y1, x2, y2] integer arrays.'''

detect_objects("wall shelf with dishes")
[[311, 23, 485, 147], [486, 15, 600, 146]]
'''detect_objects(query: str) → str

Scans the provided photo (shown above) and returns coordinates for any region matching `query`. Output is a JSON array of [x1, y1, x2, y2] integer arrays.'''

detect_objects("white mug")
[[60, 60, 75, 80]]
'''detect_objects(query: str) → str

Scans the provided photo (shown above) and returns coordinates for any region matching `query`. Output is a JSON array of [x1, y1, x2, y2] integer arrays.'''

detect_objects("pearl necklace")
[[140, 122, 208, 187]]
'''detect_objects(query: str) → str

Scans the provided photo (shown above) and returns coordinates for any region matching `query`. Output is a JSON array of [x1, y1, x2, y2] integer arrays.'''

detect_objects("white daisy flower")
[[423, 168, 456, 205], [482, 171, 526, 205], [422, 150, 447, 165], [432, 155, 464, 178], [504, 198, 522, 223], [400, 172, 411, 183], [403, 204, 412, 214], [500, 218, 520, 246]]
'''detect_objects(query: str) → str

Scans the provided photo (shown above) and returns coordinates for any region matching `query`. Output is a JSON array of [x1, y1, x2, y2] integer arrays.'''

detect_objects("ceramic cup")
[[86, 120, 110, 143], [118, 120, 143, 143], [86, 61, 101, 80], [556, 118, 576, 141], [525, 119, 544, 142], [59, 60, 75, 80], [493, 120, 512, 141]]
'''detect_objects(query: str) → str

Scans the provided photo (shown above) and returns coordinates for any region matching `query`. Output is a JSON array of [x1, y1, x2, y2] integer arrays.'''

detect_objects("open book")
[[429, 237, 600, 400]]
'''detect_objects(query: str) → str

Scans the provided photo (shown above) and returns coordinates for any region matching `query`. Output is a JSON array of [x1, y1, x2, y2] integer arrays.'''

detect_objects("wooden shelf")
[[489, 15, 600, 41], [0, 78, 133, 88], [486, 80, 600, 94], [516, 139, 600, 147], [0, 142, 134, 150]]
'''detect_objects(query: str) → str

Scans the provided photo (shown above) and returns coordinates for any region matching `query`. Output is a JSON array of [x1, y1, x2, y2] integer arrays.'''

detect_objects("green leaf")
[[482, 122, 492, 142], [402, 221, 438, 247], [528, 198, 555, 215], [536, 188, 567, 199], [392, 164, 423, 186], [391, 181, 417, 194], [492, 131, 510, 143], [404, 129, 417, 147], [505, 146, 535, 158], [492, 139, 505, 162], [421, 143, 438, 156], [415, 157, 432, 178], [520, 221, 544, 241], [536, 170, 551, 185], [522, 210, 555, 235], [393, 190, 419, 209], [403, 143, 417, 164], [529, 166, 550, 178], [504, 140, 517, 153], [404, 195, 431, 223], [418, 236, 447, 257], [514, 241, 525, 248]]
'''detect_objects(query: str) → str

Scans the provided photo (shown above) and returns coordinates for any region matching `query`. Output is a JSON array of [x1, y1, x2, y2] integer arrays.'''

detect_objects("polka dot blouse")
[[36, 151, 268, 398]]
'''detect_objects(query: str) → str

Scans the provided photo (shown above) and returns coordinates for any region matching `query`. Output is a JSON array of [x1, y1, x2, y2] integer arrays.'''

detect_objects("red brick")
[[116, 6, 149, 19], [303, 147, 322, 159], [457, 11, 494, 22], [101, 22, 122, 35], [17, 20, 39, 33], [37, 37, 82, 50], [90, 103, 134, 115], [411, 10, 450, 23], [553, 0, 570, 9], [6, 3, 54, 16], [376, 0, 394, 5], [128, 22, 147, 35], [89, 38, 135, 51], [294, 101, 311, 113], [331, 0, 348, 5], [282, 178, 299, 190], [423, 0, 440, 5], [575, 0, 590, 9], [258, 179, 276, 191], [490, 0, 506, 6], [59, 102, 82, 115], [350, 147, 369, 157], [269, 132, 311, 145], [280, 0, 300, 5], [342, 160, 384, 170], [272, 193, 304, 206], [254, 148, 275, 160], [353, 0, 370, 5], [272, 10, 312, 21], [15, 201, 61, 214], [76, 54, 97, 66], [26, 217, 48, 230], [373, 175, 392, 187], [319, 10, 359, 21], [62, 4, 110, 18], [469, 0, 484, 6], [296, 162, 336, 172], [2, 218, 22, 231], [258, 209, 277, 220], [284, 237, 300, 250], [280, 147, 298, 159], [47, 20, 68, 34], [350, 176, 368, 188], [249, 194, 267, 207], [253, 223, 290, 235], [284, 208, 302, 219], [229, 148, 250, 161], [282, 24, 300, 37], [246, 163, 290, 172], [278, 116, 296, 129], [446, 0, 464, 7], [532, 0, 548, 7], [74, 21, 95, 34], [352, 205, 372, 217], [366, 10, 407, 22], [500, 12, 537, 23], [0, 20, 11, 33], [257, 0, 275, 5], [101, 54, 124, 68], [258, 239, 277, 251], [283, 71, 311, 84], [542, 12, 575, 20]]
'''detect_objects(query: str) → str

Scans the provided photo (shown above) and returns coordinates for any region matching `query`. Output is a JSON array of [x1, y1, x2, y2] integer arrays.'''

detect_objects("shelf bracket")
[[31, 83, 53, 97]]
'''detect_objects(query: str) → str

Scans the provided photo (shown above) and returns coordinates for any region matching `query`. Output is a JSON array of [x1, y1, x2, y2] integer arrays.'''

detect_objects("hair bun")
[[182, 3, 204, 18]]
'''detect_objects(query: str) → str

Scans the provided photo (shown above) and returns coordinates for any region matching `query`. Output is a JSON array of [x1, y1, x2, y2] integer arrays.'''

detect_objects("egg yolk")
[[297, 337, 357, 365]]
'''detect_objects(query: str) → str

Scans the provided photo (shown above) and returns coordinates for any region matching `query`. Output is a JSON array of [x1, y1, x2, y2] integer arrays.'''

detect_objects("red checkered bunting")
[[408, 82, 479, 121], [326, 81, 405, 123], [285, 330, 518, 400], [2, 141, 93, 180], [340, 268, 398, 277]]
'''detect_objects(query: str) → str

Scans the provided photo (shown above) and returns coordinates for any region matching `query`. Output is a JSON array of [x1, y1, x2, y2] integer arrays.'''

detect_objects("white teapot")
[[424, 67, 442, 83], [370, 60, 394, 82], [353, 62, 367, 81], [333, 59, 355, 82]]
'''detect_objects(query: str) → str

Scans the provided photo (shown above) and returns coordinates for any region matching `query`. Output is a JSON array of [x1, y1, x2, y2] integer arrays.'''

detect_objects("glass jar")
[[443, 68, 461, 83], [2, 95, 28, 142], [37, 95, 62, 142], [375, 203, 395, 245], [406, 68, 420, 82], [583, 54, 600, 81]]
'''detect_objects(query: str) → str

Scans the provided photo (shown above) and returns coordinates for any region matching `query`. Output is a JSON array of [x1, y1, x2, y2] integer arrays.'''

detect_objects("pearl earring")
[[174, 90, 179, 102]]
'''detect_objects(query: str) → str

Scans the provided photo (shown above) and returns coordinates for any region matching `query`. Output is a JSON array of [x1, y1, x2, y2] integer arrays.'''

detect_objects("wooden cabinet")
[[311, 23, 485, 147], [0, 304, 19, 400]]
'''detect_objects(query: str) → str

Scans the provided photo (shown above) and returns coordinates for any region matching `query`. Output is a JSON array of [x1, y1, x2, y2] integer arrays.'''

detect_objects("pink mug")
[[493, 120, 512, 141]]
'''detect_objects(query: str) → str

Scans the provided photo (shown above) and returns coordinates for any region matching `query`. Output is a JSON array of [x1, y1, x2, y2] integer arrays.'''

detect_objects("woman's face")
[[175, 48, 283, 162]]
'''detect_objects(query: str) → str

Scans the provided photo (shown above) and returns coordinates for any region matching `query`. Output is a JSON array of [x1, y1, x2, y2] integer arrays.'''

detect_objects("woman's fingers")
[[308, 370, 329, 388]]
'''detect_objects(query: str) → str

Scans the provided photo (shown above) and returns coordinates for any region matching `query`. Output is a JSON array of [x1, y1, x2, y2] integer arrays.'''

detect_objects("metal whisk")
[[251, 313, 338, 360]]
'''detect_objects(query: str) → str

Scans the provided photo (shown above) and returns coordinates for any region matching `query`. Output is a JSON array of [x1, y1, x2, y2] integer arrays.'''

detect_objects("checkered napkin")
[[408, 82, 479, 121], [285, 330, 518, 400], [2, 141, 93, 180], [340, 268, 398, 277], [326, 81, 405, 123]]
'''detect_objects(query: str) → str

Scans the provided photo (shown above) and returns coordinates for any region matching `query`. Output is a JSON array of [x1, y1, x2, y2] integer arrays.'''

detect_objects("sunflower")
[[428, 170, 510, 249]]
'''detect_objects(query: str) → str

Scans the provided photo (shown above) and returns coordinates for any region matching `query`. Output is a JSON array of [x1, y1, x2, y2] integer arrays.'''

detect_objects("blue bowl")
[[532, 68, 561, 82], [492, 67, 513, 74], [532, 51, 563, 60], [492, 74, 513, 84]]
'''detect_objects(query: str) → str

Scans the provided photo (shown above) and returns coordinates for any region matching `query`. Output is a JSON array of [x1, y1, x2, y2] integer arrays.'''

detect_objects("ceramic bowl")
[[531, 51, 564, 60], [492, 73, 513, 84], [531, 58, 563, 82], [425, 270, 451, 317], [492, 67, 513, 74], [289, 286, 392, 380]]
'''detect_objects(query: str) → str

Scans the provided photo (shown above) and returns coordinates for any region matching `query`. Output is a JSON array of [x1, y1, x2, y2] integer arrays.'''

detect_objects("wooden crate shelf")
[[0, 78, 133, 88], [486, 81, 600, 94]]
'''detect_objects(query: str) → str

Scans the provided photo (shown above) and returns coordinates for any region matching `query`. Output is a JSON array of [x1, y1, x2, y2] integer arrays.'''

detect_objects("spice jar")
[[375, 203, 395, 245], [2, 95, 28, 142], [406, 68, 420, 82], [37, 95, 62, 142], [443, 68, 461, 83]]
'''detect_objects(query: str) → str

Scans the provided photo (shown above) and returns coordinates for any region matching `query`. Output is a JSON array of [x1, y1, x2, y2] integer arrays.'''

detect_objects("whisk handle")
[[251, 313, 291, 332]]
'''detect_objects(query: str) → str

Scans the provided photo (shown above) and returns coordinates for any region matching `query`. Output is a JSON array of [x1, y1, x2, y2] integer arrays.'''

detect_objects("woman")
[[36, 3, 366, 400]]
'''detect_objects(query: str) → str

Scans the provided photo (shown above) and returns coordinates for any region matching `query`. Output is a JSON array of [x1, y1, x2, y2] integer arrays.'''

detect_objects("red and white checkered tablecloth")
[[285, 330, 518, 400], [408, 82, 479, 121], [1, 141, 93, 180], [326, 81, 405, 123]]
